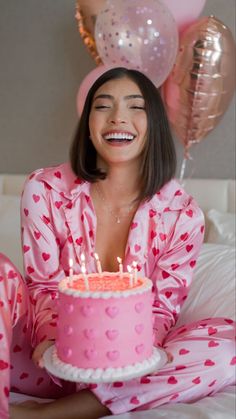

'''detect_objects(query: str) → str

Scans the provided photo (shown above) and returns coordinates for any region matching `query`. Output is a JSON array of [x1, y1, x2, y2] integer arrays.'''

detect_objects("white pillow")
[[206, 209, 235, 247], [0, 195, 23, 273], [176, 243, 235, 327]]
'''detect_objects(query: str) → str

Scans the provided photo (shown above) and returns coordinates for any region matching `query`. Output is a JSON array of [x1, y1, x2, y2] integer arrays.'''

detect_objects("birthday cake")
[[46, 271, 163, 383]]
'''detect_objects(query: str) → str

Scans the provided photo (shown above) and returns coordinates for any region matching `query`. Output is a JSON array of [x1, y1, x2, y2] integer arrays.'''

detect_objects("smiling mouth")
[[103, 132, 136, 144]]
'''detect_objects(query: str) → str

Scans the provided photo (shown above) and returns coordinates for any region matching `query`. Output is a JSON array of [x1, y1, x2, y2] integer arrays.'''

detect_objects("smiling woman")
[[0, 68, 235, 419]]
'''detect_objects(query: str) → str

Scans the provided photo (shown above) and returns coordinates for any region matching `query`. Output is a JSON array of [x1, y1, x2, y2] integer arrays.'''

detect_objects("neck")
[[97, 161, 141, 203]]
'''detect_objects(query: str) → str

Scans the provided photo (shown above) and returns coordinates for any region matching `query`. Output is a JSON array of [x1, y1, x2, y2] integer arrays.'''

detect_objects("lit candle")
[[94, 253, 102, 276], [69, 258, 74, 281], [117, 257, 123, 276], [81, 265, 89, 290], [127, 265, 133, 288], [132, 261, 138, 285]]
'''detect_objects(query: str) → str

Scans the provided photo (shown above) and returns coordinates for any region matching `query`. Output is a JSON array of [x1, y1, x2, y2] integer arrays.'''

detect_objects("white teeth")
[[103, 133, 135, 140]]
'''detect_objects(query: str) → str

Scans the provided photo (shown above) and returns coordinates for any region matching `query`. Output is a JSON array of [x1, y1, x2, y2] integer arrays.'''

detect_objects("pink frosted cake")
[[48, 272, 162, 383]]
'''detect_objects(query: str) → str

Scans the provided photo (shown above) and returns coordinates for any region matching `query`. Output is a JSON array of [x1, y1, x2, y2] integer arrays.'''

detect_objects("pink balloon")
[[76, 65, 114, 116], [94, 0, 178, 88], [163, 0, 206, 32]]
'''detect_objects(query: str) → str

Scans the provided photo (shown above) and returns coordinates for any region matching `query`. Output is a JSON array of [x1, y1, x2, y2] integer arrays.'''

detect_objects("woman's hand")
[[32, 339, 54, 368]]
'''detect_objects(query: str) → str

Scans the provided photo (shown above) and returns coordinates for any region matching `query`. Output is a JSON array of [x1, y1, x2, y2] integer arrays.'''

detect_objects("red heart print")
[[24, 208, 29, 216], [140, 377, 151, 384], [149, 209, 157, 218], [23, 245, 30, 253], [134, 244, 141, 252], [0, 360, 9, 370], [175, 365, 186, 370], [171, 263, 179, 270], [200, 225, 205, 233], [112, 381, 124, 387], [29, 173, 35, 180], [0, 333, 3, 340], [164, 207, 170, 212], [230, 356, 236, 365], [66, 202, 73, 209], [55, 201, 63, 209], [186, 244, 193, 252], [4, 387, 9, 398], [88, 383, 98, 390], [208, 380, 217, 387], [130, 396, 140, 405], [192, 377, 201, 384], [208, 327, 217, 336], [20, 372, 29, 380], [42, 252, 50, 261], [0, 276, 3, 282], [224, 318, 234, 324], [13, 345, 22, 353], [75, 178, 83, 184], [76, 237, 83, 246], [152, 247, 159, 256], [179, 348, 190, 355], [204, 359, 215, 366], [27, 266, 35, 274], [43, 215, 50, 224], [54, 171, 61, 179], [168, 376, 178, 384], [33, 194, 40, 203], [208, 340, 219, 347], [190, 260, 196, 268], [162, 271, 170, 279], [186, 209, 193, 217], [165, 291, 172, 299], [175, 190, 182, 196], [131, 222, 138, 229], [151, 230, 157, 239], [8, 270, 17, 279], [34, 231, 41, 240], [180, 232, 189, 241], [159, 233, 167, 241]]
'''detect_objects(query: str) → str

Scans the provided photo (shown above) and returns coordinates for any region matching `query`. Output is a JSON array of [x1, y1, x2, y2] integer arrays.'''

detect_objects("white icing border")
[[43, 345, 167, 383], [59, 273, 152, 299]]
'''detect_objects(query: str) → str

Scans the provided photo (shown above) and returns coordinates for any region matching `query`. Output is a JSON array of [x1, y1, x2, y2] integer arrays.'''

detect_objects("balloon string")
[[179, 146, 194, 185]]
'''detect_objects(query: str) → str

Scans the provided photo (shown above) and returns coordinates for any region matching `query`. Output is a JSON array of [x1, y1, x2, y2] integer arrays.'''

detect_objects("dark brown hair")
[[70, 67, 176, 201]]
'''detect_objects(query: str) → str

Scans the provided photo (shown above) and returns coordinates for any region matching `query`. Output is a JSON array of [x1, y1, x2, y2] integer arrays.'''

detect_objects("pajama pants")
[[0, 253, 235, 418]]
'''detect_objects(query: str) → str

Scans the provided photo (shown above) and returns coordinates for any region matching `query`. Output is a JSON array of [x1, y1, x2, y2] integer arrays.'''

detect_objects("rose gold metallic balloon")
[[163, 16, 236, 156], [75, 1, 104, 65]]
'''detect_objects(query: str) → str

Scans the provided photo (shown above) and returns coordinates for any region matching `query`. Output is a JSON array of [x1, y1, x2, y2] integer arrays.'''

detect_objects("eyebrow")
[[93, 94, 144, 101]]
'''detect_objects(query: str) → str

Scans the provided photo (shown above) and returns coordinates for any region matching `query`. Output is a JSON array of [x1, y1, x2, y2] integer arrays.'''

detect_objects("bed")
[[0, 174, 235, 419]]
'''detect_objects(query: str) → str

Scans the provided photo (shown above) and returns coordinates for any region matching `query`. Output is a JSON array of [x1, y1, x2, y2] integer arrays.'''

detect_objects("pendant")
[[116, 217, 121, 224]]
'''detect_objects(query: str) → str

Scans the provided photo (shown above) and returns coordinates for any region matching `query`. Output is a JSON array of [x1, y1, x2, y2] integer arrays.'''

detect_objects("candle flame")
[[69, 258, 73, 268], [127, 265, 132, 273]]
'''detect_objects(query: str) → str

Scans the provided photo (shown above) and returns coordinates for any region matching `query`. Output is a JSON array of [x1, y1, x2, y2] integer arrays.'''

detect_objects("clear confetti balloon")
[[95, 0, 179, 87]]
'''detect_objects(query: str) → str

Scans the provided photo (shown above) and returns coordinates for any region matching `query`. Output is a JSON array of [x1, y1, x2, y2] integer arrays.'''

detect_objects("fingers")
[[32, 340, 54, 368]]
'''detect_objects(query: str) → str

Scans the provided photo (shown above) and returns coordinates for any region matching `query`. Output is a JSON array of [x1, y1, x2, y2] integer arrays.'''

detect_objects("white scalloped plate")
[[43, 345, 167, 383]]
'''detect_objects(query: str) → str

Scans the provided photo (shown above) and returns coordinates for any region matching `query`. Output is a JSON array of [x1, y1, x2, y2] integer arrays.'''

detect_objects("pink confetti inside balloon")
[[95, 0, 179, 87]]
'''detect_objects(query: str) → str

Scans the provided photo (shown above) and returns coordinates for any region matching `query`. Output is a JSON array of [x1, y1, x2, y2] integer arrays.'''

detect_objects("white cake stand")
[[43, 345, 167, 384]]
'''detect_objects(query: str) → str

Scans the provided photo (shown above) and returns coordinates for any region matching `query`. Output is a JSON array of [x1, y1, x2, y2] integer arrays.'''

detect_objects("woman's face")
[[89, 76, 148, 169]]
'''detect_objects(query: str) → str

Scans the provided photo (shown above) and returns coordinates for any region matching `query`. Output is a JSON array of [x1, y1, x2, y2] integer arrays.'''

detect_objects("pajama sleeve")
[[152, 200, 205, 347], [20, 175, 65, 347]]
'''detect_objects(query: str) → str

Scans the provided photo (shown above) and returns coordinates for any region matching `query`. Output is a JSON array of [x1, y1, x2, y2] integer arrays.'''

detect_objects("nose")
[[108, 107, 127, 124]]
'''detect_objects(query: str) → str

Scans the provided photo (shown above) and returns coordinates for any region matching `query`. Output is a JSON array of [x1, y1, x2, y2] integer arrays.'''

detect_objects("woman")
[[1, 67, 235, 419]]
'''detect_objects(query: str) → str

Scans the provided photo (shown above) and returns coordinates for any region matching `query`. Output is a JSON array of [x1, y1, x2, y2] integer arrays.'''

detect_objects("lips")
[[102, 131, 136, 143]]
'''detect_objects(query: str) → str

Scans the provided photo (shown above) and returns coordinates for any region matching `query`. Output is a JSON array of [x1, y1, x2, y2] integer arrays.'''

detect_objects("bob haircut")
[[70, 67, 176, 201]]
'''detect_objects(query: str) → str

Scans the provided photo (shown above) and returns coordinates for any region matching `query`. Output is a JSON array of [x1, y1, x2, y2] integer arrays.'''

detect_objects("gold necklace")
[[95, 183, 137, 224]]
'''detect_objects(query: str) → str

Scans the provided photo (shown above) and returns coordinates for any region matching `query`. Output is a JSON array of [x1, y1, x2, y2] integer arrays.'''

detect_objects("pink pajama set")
[[0, 162, 235, 418]]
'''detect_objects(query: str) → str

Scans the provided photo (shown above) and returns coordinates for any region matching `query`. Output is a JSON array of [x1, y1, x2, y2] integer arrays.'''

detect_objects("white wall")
[[0, 0, 235, 178]]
